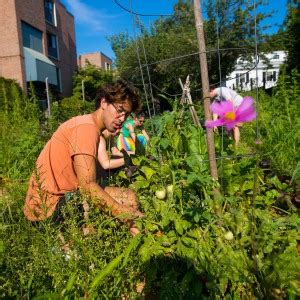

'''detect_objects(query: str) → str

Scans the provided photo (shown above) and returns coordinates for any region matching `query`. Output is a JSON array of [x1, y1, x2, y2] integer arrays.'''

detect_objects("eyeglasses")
[[111, 103, 131, 118]]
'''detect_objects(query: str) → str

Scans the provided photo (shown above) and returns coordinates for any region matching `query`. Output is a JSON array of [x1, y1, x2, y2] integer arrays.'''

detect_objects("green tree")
[[72, 62, 114, 102], [50, 63, 114, 123], [260, 30, 287, 53], [0, 77, 23, 116], [110, 0, 272, 104], [284, 1, 300, 73]]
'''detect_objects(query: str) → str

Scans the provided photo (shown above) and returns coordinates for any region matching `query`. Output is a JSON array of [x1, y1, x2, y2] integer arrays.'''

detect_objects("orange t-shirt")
[[24, 114, 99, 221]]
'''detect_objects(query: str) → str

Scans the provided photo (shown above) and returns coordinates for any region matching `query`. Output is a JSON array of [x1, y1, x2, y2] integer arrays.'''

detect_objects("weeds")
[[0, 74, 299, 298]]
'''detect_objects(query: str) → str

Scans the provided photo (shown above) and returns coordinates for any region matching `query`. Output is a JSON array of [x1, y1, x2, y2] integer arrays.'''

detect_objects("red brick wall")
[[0, 0, 25, 88], [100, 53, 112, 70], [15, 0, 47, 49], [0, 0, 77, 97], [15, 0, 48, 90], [78, 52, 113, 70], [78, 53, 102, 69]]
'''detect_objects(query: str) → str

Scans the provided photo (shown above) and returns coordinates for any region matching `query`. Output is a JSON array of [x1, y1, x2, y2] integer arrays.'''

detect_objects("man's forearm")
[[82, 181, 135, 218]]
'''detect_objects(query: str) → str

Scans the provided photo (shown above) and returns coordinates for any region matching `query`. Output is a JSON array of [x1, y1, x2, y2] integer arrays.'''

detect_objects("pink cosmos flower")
[[205, 96, 256, 130]]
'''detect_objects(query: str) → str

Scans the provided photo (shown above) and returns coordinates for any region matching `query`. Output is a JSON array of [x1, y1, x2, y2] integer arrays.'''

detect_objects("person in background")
[[116, 114, 150, 153], [135, 114, 150, 148], [210, 86, 243, 145], [24, 80, 143, 236]]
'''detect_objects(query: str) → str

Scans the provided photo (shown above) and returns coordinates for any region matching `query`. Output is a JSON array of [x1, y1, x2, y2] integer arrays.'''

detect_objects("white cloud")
[[64, 0, 115, 33]]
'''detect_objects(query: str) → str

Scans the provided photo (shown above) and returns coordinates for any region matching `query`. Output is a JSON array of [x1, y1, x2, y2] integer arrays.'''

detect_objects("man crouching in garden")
[[24, 80, 143, 236]]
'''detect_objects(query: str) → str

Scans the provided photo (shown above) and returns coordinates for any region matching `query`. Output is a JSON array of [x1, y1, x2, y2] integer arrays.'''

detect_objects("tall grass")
[[0, 74, 299, 298], [258, 70, 300, 178]]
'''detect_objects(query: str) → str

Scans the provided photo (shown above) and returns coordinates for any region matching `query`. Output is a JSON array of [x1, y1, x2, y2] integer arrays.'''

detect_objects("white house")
[[225, 51, 287, 91]]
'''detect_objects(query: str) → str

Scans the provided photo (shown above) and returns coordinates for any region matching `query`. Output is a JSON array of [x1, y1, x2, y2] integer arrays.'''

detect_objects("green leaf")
[[174, 219, 191, 235], [65, 272, 77, 293], [139, 237, 154, 263], [121, 234, 141, 268], [160, 138, 171, 149], [90, 254, 123, 290], [131, 179, 149, 190], [181, 236, 196, 248], [140, 166, 156, 180]]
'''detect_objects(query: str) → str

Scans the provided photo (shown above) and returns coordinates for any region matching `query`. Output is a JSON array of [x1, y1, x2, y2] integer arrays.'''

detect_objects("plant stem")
[[271, 205, 290, 215]]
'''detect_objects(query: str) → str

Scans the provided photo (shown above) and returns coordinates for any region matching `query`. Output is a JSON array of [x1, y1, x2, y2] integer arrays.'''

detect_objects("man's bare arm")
[[73, 153, 139, 218]]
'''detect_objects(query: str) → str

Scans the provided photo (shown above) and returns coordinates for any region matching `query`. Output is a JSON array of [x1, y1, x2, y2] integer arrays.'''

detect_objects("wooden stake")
[[179, 76, 201, 128], [193, 0, 218, 181]]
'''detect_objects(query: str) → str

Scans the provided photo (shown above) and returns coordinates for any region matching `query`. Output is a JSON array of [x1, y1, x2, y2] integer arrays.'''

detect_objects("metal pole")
[[193, 0, 218, 180], [137, 16, 156, 116], [82, 79, 85, 102], [45, 77, 51, 117]]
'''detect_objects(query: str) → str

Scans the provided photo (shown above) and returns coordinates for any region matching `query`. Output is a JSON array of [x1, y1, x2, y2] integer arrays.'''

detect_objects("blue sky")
[[62, 0, 288, 61]]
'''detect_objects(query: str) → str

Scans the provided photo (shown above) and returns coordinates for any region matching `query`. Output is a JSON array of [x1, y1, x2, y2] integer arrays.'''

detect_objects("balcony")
[[23, 47, 58, 86]]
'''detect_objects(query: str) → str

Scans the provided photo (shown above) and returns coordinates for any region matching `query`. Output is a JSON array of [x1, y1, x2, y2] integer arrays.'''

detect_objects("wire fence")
[[2, 0, 263, 191], [116, 0, 261, 170]]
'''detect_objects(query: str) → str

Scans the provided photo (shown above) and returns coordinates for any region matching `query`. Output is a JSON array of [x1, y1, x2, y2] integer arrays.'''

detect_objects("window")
[[263, 71, 274, 82], [246, 72, 249, 83], [240, 74, 246, 84], [105, 62, 111, 70], [235, 73, 239, 87], [235, 73, 246, 88], [44, 0, 56, 25], [272, 54, 280, 60], [21, 21, 43, 53], [266, 71, 273, 81], [47, 33, 59, 59]]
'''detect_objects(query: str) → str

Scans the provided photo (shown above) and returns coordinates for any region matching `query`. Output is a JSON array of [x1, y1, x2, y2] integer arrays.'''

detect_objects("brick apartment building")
[[78, 52, 112, 70], [0, 0, 77, 97]]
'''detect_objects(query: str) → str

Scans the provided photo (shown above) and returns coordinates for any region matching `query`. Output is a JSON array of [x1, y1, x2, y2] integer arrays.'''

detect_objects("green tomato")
[[224, 231, 234, 241], [155, 189, 166, 199], [166, 184, 174, 194]]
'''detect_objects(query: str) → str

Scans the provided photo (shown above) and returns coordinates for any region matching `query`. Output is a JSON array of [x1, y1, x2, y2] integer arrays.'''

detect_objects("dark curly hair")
[[95, 79, 140, 112]]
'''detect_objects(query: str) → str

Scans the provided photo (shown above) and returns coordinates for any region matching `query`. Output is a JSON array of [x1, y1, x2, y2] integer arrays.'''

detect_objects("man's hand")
[[129, 225, 140, 236], [127, 218, 143, 236]]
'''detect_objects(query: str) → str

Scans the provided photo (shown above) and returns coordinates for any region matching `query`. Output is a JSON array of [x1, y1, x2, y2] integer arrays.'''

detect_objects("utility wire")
[[114, 0, 262, 169], [149, 54, 261, 99], [114, 0, 173, 17], [119, 46, 256, 74], [140, 47, 252, 68], [114, 0, 245, 18]]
